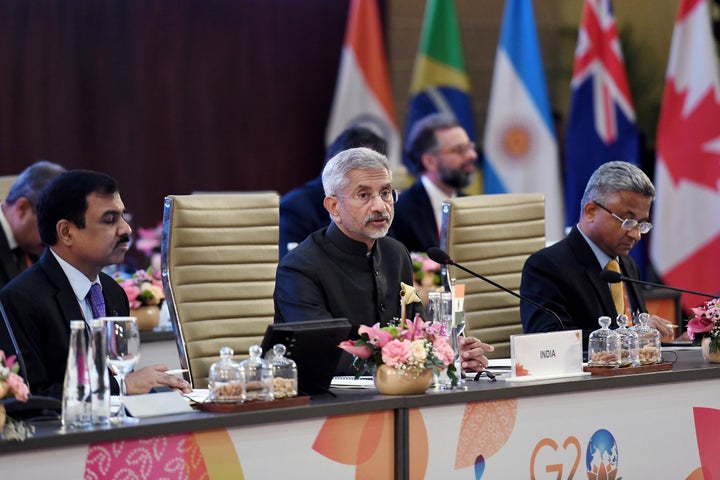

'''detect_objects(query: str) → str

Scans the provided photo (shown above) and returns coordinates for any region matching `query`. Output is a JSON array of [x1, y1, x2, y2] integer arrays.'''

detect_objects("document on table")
[[486, 358, 512, 375], [331, 376, 375, 389]]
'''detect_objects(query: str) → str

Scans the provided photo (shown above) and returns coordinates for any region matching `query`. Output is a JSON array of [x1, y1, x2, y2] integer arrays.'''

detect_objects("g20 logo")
[[529, 429, 620, 480]]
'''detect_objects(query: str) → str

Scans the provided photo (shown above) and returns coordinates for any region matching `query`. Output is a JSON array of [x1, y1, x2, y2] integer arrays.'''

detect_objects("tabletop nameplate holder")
[[505, 330, 588, 382]]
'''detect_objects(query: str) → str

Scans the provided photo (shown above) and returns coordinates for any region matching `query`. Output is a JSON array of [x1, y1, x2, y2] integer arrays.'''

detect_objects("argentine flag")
[[482, 0, 564, 243]]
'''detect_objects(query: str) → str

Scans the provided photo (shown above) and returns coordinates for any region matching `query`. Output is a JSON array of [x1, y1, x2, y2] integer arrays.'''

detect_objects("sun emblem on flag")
[[501, 122, 533, 160]]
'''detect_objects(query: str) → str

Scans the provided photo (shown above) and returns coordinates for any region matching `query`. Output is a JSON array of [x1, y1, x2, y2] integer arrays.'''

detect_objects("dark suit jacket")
[[274, 222, 421, 374], [0, 228, 23, 289], [520, 226, 646, 347], [279, 176, 330, 259], [388, 180, 438, 253], [0, 249, 129, 398]]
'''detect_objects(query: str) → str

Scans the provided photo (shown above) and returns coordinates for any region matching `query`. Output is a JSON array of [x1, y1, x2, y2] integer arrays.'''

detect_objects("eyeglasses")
[[335, 189, 399, 206], [473, 370, 497, 382], [592, 201, 653, 234], [435, 141, 476, 156]]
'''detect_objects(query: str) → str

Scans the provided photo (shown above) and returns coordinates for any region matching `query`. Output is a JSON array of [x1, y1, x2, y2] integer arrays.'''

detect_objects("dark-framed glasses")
[[435, 141, 476, 156], [336, 188, 399, 206], [592, 201, 652, 234]]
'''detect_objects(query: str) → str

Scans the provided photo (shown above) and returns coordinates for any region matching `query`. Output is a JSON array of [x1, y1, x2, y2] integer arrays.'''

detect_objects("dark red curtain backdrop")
[[0, 0, 351, 229]]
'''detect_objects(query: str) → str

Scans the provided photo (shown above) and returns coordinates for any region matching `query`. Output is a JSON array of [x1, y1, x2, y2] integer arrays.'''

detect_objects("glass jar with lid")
[[632, 313, 662, 364], [209, 346, 245, 403], [268, 344, 298, 399], [614, 314, 639, 367], [588, 316, 621, 367], [240, 345, 273, 401]]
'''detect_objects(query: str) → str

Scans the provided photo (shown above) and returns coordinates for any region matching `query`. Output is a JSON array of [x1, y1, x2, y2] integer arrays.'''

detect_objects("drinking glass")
[[103, 316, 141, 425]]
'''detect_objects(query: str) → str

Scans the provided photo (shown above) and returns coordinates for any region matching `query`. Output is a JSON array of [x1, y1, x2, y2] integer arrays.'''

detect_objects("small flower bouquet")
[[339, 282, 458, 387], [410, 251, 443, 287], [338, 282, 459, 389], [1, 349, 33, 440], [114, 268, 165, 309], [339, 316, 458, 387], [134, 223, 162, 258], [687, 298, 720, 353]]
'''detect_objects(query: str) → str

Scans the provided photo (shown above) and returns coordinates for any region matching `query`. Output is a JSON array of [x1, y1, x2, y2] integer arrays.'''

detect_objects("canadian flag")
[[325, 0, 400, 166], [651, 0, 720, 310]]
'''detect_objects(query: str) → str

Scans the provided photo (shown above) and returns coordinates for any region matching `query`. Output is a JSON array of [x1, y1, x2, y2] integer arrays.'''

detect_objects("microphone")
[[599, 269, 717, 298], [427, 247, 565, 331]]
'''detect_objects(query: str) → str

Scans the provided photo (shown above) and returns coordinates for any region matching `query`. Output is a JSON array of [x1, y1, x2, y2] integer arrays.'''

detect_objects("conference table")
[[2, 348, 719, 479]]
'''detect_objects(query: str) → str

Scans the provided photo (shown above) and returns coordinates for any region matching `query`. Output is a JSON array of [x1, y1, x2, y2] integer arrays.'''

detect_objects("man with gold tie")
[[520, 161, 675, 348]]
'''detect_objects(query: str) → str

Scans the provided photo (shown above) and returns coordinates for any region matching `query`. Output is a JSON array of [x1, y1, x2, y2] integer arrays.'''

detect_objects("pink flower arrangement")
[[115, 268, 165, 309], [134, 223, 162, 258], [687, 298, 720, 353], [410, 251, 442, 287], [0, 349, 29, 403], [338, 315, 457, 386]]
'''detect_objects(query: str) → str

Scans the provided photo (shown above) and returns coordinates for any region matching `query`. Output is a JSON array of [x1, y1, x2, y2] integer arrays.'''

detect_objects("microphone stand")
[[602, 270, 717, 298], [444, 259, 566, 331]]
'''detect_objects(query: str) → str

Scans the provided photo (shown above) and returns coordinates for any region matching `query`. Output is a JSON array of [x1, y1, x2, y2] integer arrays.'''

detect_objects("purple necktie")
[[87, 283, 106, 319]]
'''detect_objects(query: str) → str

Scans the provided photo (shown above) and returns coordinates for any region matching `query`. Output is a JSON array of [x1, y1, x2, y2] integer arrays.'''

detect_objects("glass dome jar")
[[208, 346, 245, 403], [632, 313, 662, 365], [588, 316, 621, 367], [240, 345, 273, 401], [268, 344, 298, 399], [614, 314, 639, 367]]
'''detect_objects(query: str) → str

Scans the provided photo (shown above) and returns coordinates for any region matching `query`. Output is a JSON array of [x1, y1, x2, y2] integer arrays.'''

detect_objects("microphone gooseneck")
[[599, 269, 717, 298], [427, 248, 565, 331]]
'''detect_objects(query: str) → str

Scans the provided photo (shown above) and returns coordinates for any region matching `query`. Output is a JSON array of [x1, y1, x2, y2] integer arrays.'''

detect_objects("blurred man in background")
[[389, 113, 476, 253], [0, 160, 66, 288]]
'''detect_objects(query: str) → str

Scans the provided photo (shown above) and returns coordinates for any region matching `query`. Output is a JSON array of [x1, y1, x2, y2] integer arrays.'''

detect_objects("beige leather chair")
[[161, 192, 279, 388], [391, 165, 414, 192], [0, 175, 18, 200], [439, 194, 546, 358]]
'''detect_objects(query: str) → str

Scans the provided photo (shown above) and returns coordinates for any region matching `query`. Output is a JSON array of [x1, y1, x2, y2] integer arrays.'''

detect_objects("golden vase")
[[701, 337, 720, 363], [0, 403, 6, 432], [131, 305, 160, 331], [373, 364, 433, 395]]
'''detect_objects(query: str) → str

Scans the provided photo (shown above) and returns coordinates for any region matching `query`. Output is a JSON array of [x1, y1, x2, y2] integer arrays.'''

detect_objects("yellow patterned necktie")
[[605, 259, 624, 316]]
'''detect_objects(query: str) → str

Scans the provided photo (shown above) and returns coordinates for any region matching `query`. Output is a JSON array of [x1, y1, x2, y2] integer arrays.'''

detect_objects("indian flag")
[[325, 0, 400, 166]]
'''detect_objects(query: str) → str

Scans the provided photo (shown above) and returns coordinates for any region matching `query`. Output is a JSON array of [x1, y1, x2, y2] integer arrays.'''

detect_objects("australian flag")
[[565, 0, 639, 225], [565, 0, 644, 272]]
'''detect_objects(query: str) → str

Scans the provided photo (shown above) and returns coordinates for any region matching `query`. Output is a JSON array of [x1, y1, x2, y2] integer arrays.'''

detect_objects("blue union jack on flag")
[[564, 0, 639, 227]]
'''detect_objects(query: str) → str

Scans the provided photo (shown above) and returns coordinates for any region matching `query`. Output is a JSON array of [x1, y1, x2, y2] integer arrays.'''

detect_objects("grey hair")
[[322, 147, 392, 196], [580, 161, 655, 212], [6, 160, 66, 206]]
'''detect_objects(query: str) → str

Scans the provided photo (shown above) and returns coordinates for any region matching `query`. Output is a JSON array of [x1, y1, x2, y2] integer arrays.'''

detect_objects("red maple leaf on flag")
[[657, 81, 720, 189]]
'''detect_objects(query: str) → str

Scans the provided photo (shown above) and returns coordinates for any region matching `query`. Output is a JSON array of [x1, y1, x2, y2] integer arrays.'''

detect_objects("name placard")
[[507, 330, 586, 382]]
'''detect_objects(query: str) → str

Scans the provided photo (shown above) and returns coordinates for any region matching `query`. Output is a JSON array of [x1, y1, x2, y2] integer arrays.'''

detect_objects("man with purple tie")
[[0, 170, 190, 398]]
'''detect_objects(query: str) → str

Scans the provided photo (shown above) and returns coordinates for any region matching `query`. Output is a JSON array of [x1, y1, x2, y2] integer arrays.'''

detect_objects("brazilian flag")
[[405, 0, 475, 174]]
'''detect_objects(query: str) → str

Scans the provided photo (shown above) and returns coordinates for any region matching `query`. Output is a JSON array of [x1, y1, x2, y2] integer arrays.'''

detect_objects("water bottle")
[[89, 319, 110, 425], [434, 292, 455, 389], [62, 320, 92, 428], [427, 291, 442, 324]]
